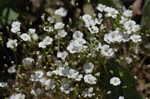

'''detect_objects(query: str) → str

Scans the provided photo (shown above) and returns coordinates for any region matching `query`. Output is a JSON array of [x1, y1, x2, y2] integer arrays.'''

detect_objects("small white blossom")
[[124, 20, 140, 34], [83, 62, 94, 73], [104, 7, 119, 18], [82, 14, 99, 34], [95, 17, 102, 25], [67, 69, 82, 80], [125, 57, 133, 64], [30, 89, 42, 96], [67, 39, 87, 53], [60, 83, 73, 94], [54, 22, 65, 30], [110, 77, 121, 86], [39, 78, 56, 90], [9, 93, 25, 99], [56, 30, 67, 38], [30, 70, 44, 81], [55, 7, 67, 17], [11, 21, 21, 33], [73, 31, 84, 39], [82, 14, 96, 27], [39, 36, 53, 48], [119, 96, 125, 99], [43, 36, 53, 45], [104, 30, 123, 43], [31, 33, 39, 40], [39, 41, 47, 48], [0, 82, 8, 87], [57, 51, 68, 60], [84, 74, 97, 85], [123, 9, 132, 17], [28, 28, 36, 34], [89, 26, 99, 34], [101, 45, 115, 57], [106, 90, 112, 94], [120, 16, 128, 25], [82, 87, 95, 97], [130, 34, 142, 43], [41, 13, 45, 20], [22, 57, 34, 66], [43, 26, 53, 32], [20, 33, 31, 41], [6, 39, 17, 49], [8, 65, 16, 73], [96, 4, 106, 12], [47, 16, 54, 23]]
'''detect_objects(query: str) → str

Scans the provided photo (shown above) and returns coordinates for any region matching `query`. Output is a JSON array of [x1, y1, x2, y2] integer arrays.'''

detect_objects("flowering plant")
[[0, 2, 146, 99]]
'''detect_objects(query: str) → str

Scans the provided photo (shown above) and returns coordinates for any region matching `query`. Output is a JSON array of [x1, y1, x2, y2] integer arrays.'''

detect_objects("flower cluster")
[[2, 3, 143, 99]]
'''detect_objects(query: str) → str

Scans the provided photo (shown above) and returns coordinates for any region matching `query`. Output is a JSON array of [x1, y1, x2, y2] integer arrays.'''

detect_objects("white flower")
[[104, 30, 123, 43], [39, 36, 53, 48], [120, 16, 128, 25], [124, 20, 140, 34], [56, 30, 67, 38], [130, 34, 142, 43], [8, 65, 16, 73], [30, 70, 44, 81], [75, 74, 83, 81], [125, 57, 133, 64], [83, 62, 94, 73], [57, 51, 68, 60], [82, 14, 96, 27], [96, 4, 106, 12], [110, 77, 121, 86], [104, 7, 119, 18], [96, 42, 102, 51], [43, 26, 53, 32], [67, 69, 82, 81], [43, 36, 53, 45], [55, 7, 67, 17], [84, 74, 97, 85], [41, 13, 45, 20], [45, 79, 56, 90], [101, 45, 115, 57], [47, 16, 54, 23], [28, 28, 36, 34], [82, 14, 99, 34], [6, 39, 17, 49], [9, 93, 25, 99], [40, 78, 56, 90], [95, 17, 102, 25], [30, 89, 42, 96], [82, 87, 95, 97], [88, 26, 99, 34], [52, 67, 65, 76], [39, 41, 47, 48], [119, 96, 125, 99], [123, 9, 132, 17], [60, 83, 73, 94], [20, 33, 31, 41], [11, 21, 21, 33], [54, 22, 65, 29], [22, 57, 34, 66], [73, 31, 84, 39], [28, 29, 38, 40], [106, 90, 111, 94], [0, 82, 8, 87], [67, 39, 87, 53], [31, 33, 39, 40]]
